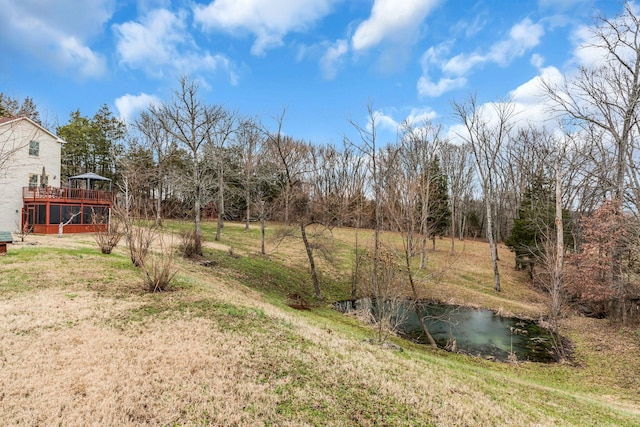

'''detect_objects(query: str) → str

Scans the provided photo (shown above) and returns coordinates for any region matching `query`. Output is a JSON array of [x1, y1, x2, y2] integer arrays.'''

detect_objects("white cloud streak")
[[418, 18, 545, 98], [113, 8, 238, 83], [193, 0, 337, 56], [0, 0, 112, 77], [320, 39, 349, 79], [115, 93, 161, 124], [351, 0, 440, 51]]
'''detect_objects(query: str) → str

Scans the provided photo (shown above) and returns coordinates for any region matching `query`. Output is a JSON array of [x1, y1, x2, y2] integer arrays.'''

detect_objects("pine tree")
[[422, 156, 450, 240], [505, 176, 572, 275]]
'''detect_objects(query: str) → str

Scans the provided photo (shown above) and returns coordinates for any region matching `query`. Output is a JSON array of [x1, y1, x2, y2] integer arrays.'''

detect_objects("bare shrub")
[[14, 220, 32, 242], [358, 246, 412, 344], [92, 212, 122, 254], [112, 204, 155, 267], [127, 224, 155, 267], [179, 228, 201, 259], [140, 235, 178, 292]]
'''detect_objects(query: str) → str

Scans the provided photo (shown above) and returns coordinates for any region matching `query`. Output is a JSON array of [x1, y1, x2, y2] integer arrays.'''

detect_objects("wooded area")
[[3, 5, 640, 327]]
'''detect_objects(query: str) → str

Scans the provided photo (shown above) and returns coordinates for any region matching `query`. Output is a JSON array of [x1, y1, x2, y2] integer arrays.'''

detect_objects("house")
[[0, 117, 113, 234]]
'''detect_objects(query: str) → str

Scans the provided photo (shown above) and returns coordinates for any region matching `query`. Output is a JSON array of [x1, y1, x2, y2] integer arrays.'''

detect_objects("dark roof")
[[69, 172, 112, 182]]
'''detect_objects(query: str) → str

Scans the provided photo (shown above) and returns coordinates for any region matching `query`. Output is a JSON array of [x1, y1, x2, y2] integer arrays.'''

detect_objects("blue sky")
[[0, 0, 624, 144]]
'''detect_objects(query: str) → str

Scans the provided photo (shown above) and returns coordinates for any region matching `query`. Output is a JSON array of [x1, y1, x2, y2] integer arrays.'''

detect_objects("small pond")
[[334, 299, 559, 363]]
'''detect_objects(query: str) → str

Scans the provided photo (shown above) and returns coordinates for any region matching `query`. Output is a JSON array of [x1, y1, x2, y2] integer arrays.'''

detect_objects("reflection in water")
[[334, 299, 558, 363]]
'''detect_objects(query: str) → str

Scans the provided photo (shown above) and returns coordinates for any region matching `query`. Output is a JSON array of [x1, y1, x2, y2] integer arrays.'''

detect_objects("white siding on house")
[[0, 118, 62, 232]]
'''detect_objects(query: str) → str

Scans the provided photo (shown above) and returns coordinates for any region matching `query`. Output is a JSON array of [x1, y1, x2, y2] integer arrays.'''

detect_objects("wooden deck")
[[23, 186, 113, 205]]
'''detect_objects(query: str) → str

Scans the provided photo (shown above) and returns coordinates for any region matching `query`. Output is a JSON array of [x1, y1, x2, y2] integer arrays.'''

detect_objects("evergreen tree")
[[505, 176, 572, 273], [0, 93, 41, 124], [57, 106, 125, 182], [424, 156, 450, 239]]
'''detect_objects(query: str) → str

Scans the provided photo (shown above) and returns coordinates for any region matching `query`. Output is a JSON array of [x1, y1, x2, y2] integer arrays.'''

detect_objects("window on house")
[[29, 140, 39, 157], [28, 174, 38, 189]]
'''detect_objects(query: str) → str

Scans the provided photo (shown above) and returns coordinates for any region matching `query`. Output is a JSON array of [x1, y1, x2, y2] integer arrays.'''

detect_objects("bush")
[[93, 218, 123, 255], [141, 235, 178, 292], [179, 228, 201, 259]]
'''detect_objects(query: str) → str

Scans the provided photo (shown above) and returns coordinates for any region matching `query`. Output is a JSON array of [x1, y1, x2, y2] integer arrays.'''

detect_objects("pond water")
[[334, 299, 559, 363]]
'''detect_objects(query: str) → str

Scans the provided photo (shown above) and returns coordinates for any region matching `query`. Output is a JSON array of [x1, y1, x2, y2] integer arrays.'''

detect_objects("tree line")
[[3, 3, 640, 326]]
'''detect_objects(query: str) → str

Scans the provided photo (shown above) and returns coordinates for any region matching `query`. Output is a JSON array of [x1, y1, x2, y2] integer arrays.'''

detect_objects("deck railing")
[[23, 186, 114, 204]]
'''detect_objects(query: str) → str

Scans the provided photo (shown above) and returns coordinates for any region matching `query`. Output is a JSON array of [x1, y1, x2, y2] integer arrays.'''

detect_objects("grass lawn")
[[0, 221, 639, 426]]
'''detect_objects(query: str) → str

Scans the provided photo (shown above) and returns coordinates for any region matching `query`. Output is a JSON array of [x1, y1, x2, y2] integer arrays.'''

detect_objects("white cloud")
[[114, 9, 187, 76], [511, 66, 561, 102], [442, 53, 485, 76], [367, 107, 439, 136], [530, 53, 545, 69], [502, 66, 564, 130], [570, 2, 640, 70], [0, 0, 111, 77], [320, 39, 349, 79], [488, 18, 544, 65], [452, 13, 488, 38], [417, 76, 467, 98], [115, 93, 161, 124], [538, 0, 589, 11], [194, 0, 337, 56], [417, 18, 544, 98], [405, 107, 439, 124], [445, 65, 568, 145], [375, 111, 400, 133], [113, 8, 238, 83], [351, 0, 440, 51], [443, 18, 544, 76]]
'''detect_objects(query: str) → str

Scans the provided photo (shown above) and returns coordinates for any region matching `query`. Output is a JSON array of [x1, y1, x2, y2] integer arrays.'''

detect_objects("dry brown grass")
[[1, 228, 639, 426]]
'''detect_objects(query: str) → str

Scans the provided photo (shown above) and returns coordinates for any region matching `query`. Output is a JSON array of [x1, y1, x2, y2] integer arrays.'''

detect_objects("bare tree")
[[152, 77, 227, 256], [542, 3, 640, 210], [236, 117, 265, 231], [349, 104, 384, 307], [452, 94, 516, 292], [542, 4, 640, 309], [266, 113, 325, 298], [441, 142, 475, 251], [398, 119, 448, 267], [358, 246, 414, 345], [205, 110, 236, 241], [265, 110, 308, 228], [135, 109, 176, 226], [116, 156, 155, 267], [0, 120, 30, 179], [382, 141, 439, 348], [337, 141, 367, 298]]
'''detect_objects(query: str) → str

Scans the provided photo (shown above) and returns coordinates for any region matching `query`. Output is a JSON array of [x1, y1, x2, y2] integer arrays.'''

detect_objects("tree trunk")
[[352, 226, 359, 299], [450, 200, 455, 254], [300, 221, 322, 299], [245, 185, 251, 231], [260, 200, 266, 255], [155, 179, 163, 227], [216, 167, 224, 241], [284, 182, 290, 227], [194, 162, 203, 256], [403, 246, 437, 348], [420, 236, 427, 269], [194, 196, 202, 256], [485, 195, 501, 292]]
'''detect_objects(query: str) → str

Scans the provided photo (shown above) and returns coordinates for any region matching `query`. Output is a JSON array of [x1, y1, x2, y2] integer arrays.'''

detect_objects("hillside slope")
[[1, 224, 638, 426]]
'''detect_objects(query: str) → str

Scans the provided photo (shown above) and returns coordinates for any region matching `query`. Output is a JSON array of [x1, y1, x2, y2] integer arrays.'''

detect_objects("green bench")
[[0, 231, 13, 255]]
